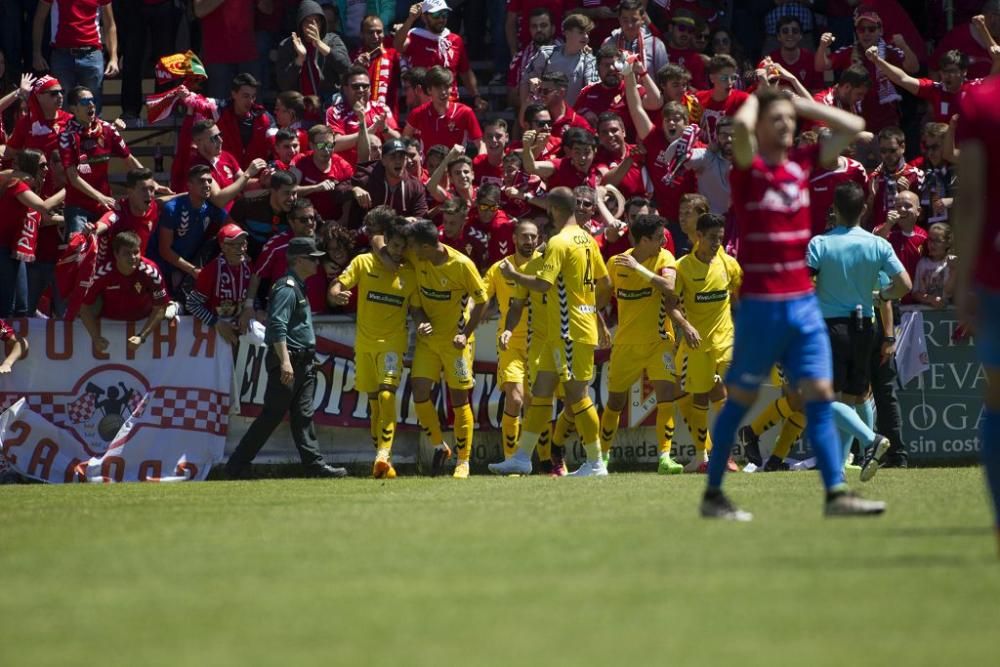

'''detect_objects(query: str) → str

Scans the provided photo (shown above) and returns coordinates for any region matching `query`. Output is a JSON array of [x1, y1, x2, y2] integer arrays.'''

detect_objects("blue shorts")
[[726, 294, 832, 390], [975, 289, 1000, 368]]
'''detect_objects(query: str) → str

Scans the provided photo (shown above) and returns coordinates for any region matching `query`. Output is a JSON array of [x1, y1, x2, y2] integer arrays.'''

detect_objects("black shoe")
[[304, 463, 348, 479], [860, 435, 891, 482], [762, 455, 789, 472], [824, 490, 886, 517], [737, 426, 762, 466], [538, 459, 553, 475], [224, 462, 255, 480], [700, 490, 753, 521], [881, 454, 908, 469]]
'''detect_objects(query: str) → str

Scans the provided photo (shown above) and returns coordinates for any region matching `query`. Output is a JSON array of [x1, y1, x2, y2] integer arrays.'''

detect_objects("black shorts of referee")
[[826, 313, 877, 396]]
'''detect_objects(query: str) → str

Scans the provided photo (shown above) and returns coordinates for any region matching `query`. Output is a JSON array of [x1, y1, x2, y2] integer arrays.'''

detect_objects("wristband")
[[884, 336, 897, 343]]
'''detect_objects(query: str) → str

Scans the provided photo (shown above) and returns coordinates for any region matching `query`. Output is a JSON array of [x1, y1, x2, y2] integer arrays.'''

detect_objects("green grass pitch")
[[1, 468, 997, 666]]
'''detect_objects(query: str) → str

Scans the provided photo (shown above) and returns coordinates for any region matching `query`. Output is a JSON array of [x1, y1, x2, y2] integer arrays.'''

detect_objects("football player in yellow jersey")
[[490, 187, 613, 477], [486, 220, 542, 461], [406, 219, 489, 479], [671, 213, 743, 473], [329, 221, 425, 479], [602, 214, 684, 475]]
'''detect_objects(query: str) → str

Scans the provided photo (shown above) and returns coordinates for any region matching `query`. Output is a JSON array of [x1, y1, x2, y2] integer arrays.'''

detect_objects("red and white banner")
[[0, 318, 232, 482]]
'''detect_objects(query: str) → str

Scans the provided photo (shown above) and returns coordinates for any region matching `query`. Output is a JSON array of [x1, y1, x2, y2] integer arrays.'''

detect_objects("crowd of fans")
[[0, 0, 993, 352]]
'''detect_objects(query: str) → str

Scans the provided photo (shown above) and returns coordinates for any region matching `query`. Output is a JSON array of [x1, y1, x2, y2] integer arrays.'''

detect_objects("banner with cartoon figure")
[[0, 318, 232, 482]]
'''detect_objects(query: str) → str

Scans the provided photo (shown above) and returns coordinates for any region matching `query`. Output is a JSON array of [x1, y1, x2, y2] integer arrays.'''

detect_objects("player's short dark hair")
[[187, 164, 212, 181], [878, 125, 906, 145], [447, 155, 473, 173], [755, 87, 793, 118], [540, 71, 569, 89], [289, 198, 315, 217], [662, 101, 688, 121], [383, 216, 409, 242], [112, 231, 142, 254], [401, 67, 428, 92], [440, 197, 469, 216], [625, 196, 650, 213], [407, 219, 440, 245], [483, 118, 508, 134], [126, 168, 154, 188], [777, 15, 802, 32], [192, 118, 216, 138], [274, 128, 299, 145], [708, 54, 738, 74], [833, 181, 866, 225], [618, 0, 644, 12], [938, 49, 969, 70], [426, 144, 449, 160], [425, 66, 454, 89], [546, 187, 575, 218], [277, 90, 305, 118], [308, 123, 334, 144], [839, 65, 871, 88], [528, 6, 553, 21], [696, 213, 725, 233], [596, 43, 620, 64], [630, 214, 666, 241], [230, 72, 259, 91], [563, 126, 598, 149], [680, 193, 709, 216], [562, 12, 594, 33], [477, 183, 501, 202], [67, 86, 92, 106], [363, 205, 398, 236], [523, 103, 548, 125], [14, 148, 45, 179], [270, 169, 298, 190], [597, 112, 625, 130], [656, 63, 691, 85], [345, 65, 371, 83]]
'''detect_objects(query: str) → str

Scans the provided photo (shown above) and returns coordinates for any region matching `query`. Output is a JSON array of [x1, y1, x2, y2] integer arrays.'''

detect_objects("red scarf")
[[56, 232, 99, 320]]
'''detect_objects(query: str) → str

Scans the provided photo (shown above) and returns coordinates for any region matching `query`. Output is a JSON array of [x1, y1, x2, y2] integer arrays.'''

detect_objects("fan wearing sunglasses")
[[290, 124, 353, 223]]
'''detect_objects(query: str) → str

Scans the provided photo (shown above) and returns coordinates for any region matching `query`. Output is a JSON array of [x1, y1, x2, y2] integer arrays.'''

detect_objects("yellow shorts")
[[498, 341, 528, 386], [607, 340, 677, 393], [354, 347, 405, 394], [678, 345, 732, 394], [412, 336, 476, 390], [538, 338, 596, 384]]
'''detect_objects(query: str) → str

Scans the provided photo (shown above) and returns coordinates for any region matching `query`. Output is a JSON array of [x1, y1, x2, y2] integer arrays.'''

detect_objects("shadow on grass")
[[886, 526, 994, 538]]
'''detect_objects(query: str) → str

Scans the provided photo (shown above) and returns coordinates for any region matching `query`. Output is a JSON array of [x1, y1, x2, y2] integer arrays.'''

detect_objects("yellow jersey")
[[338, 253, 417, 351], [537, 224, 608, 346], [484, 252, 540, 347], [514, 254, 549, 348], [411, 244, 488, 342], [675, 248, 742, 352], [609, 248, 676, 346]]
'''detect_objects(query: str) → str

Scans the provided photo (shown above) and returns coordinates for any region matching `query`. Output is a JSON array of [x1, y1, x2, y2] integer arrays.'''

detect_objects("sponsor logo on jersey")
[[694, 289, 728, 303], [367, 291, 405, 307]]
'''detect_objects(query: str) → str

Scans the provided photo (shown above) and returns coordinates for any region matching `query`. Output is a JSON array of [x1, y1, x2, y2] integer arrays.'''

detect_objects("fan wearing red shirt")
[[243, 200, 329, 318], [438, 198, 488, 269], [864, 126, 923, 230], [953, 72, 1000, 542], [867, 48, 998, 123], [270, 91, 310, 163], [506, 0, 569, 52], [579, 0, 621, 45], [469, 184, 515, 266], [664, 12, 709, 89], [393, 0, 484, 107], [31, 0, 119, 111], [574, 45, 646, 142], [508, 6, 559, 110], [696, 55, 750, 146], [816, 10, 919, 133], [473, 119, 509, 188], [768, 16, 825, 93], [931, 10, 1000, 80], [187, 223, 251, 346], [59, 87, 142, 234], [699, 88, 877, 519], [873, 190, 927, 280], [187, 119, 267, 213], [291, 125, 354, 223], [539, 70, 594, 139], [524, 126, 601, 191], [212, 73, 275, 170], [594, 112, 647, 201], [270, 128, 303, 172], [353, 16, 402, 116], [510, 104, 563, 161], [812, 65, 870, 117], [94, 169, 161, 260], [81, 231, 169, 354], [192, 0, 256, 99], [326, 66, 400, 165], [626, 64, 701, 222], [798, 131, 868, 237], [403, 66, 483, 157]]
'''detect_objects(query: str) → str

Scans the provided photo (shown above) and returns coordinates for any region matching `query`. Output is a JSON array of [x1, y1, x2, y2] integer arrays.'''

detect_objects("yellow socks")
[[773, 411, 806, 459], [750, 395, 792, 437], [551, 408, 574, 446], [571, 397, 601, 461], [675, 393, 695, 430], [656, 402, 675, 455], [453, 403, 474, 462], [536, 422, 552, 462], [691, 402, 711, 454], [369, 397, 380, 449], [599, 406, 622, 454], [377, 390, 396, 456], [414, 399, 444, 446], [501, 411, 520, 459], [518, 396, 553, 457]]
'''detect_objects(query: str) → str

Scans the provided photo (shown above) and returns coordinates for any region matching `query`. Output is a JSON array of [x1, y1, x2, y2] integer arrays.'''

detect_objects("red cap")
[[217, 223, 248, 244], [854, 8, 882, 25]]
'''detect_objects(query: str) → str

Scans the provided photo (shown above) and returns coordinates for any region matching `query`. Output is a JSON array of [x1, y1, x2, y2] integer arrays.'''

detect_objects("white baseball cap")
[[422, 0, 450, 13]]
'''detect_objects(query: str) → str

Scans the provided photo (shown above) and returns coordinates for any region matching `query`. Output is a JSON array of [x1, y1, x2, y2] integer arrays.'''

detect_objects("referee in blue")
[[806, 181, 911, 481], [226, 237, 348, 480]]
